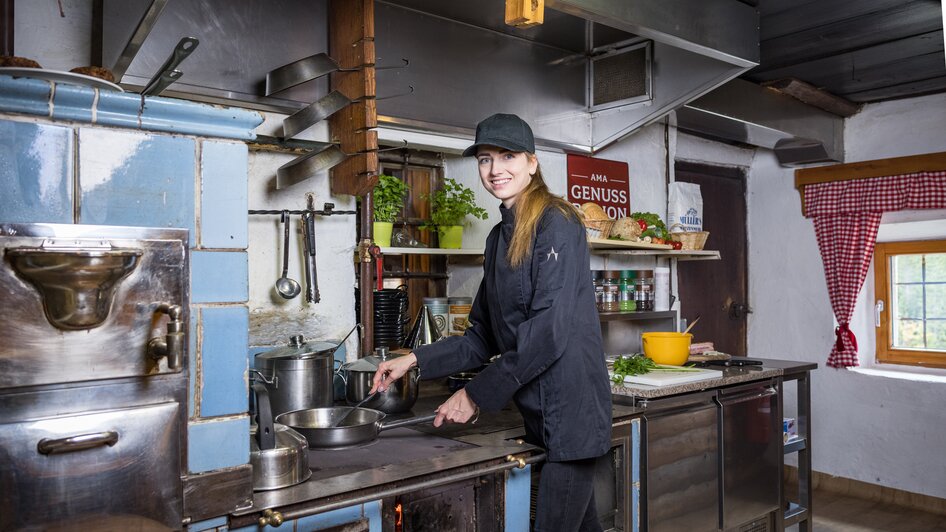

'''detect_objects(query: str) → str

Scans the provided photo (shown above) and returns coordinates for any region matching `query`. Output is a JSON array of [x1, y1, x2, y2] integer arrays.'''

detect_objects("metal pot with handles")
[[338, 347, 419, 414], [252, 325, 360, 417], [250, 384, 310, 490]]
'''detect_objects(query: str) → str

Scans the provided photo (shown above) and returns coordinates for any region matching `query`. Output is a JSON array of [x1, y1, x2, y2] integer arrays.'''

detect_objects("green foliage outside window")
[[891, 252, 946, 351]]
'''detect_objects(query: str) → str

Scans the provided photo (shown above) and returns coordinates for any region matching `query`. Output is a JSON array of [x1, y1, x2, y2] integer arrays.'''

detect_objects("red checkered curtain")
[[804, 171, 946, 368]]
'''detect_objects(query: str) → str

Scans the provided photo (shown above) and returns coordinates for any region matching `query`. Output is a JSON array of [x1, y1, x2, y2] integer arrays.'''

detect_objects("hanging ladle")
[[275, 210, 301, 299]]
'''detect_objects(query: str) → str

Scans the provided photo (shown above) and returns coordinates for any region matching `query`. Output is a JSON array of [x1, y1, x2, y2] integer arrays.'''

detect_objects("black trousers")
[[533, 458, 602, 532]]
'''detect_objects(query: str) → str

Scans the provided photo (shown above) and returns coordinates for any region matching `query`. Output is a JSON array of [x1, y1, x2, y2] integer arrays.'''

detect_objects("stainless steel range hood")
[[102, 0, 760, 153], [677, 79, 845, 165]]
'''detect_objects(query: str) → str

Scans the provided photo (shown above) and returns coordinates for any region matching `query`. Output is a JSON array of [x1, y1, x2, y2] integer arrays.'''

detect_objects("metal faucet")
[[148, 303, 184, 372]]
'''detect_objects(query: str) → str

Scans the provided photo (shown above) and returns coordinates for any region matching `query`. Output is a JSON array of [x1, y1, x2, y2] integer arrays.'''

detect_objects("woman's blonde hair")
[[507, 157, 580, 268]]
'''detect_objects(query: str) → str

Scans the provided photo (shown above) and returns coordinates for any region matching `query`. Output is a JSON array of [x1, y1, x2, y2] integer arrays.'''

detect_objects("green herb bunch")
[[610, 354, 701, 384], [424, 178, 488, 229], [630, 212, 670, 240], [372, 174, 409, 223]]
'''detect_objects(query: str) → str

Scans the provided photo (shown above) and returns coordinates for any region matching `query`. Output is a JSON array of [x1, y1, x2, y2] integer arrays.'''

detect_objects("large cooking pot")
[[253, 325, 360, 417], [250, 384, 310, 491], [276, 407, 436, 448], [338, 347, 419, 414]]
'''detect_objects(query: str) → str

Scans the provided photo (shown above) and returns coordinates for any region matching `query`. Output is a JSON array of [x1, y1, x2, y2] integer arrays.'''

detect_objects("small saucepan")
[[275, 407, 436, 449]]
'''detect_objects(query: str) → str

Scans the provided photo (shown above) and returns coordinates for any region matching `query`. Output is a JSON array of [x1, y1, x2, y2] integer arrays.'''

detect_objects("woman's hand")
[[369, 353, 417, 394], [434, 388, 480, 427]]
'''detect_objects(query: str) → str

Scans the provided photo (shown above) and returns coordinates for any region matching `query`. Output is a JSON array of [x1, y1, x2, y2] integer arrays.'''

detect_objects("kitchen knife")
[[708, 359, 764, 367], [301, 211, 320, 303]]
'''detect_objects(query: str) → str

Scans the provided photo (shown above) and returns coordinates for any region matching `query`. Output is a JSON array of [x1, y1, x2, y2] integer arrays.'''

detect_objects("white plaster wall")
[[13, 0, 92, 71], [247, 114, 359, 357], [845, 92, 946, 161], [747, 95, 946, 499]]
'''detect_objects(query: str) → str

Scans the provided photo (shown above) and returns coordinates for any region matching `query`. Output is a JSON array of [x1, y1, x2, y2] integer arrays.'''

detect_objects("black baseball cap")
[[462, 113, 536, 157]]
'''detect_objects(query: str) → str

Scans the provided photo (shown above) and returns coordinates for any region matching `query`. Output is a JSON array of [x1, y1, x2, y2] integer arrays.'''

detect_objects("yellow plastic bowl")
[[641, 332, 692, 366]]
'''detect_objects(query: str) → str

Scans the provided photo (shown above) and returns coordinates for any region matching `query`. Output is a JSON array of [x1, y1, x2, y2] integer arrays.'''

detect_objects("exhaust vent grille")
[[591, 42, 652, 110]]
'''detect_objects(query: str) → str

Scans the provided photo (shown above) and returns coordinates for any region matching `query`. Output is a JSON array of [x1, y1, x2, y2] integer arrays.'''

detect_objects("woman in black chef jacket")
[[371, 113, 612, 532]]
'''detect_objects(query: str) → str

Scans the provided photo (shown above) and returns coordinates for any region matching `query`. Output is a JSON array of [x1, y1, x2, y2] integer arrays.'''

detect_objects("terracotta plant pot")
[[373, 221, 394, 247], [437, 225, 463, 249]]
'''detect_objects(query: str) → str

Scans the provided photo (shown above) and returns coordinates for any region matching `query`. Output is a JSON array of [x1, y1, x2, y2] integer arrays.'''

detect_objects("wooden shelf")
[[379, 247, 484, 256], [587, 238, 720, 261], [599, 310, 676, 322]]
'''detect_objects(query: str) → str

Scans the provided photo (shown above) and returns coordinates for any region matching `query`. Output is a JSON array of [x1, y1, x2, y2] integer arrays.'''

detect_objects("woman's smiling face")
[[476, 146, 537, 208]]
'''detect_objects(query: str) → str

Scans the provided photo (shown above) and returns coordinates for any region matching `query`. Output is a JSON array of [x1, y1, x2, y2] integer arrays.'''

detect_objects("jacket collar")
[[499, 204, 516, 239]]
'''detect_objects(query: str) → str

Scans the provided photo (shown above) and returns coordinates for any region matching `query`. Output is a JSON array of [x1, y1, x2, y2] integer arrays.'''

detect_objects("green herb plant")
[[372, 174, 409, 223], [423, 178, 488, 231], [610, 354, 701, 384], [630, 212, 670, 240]]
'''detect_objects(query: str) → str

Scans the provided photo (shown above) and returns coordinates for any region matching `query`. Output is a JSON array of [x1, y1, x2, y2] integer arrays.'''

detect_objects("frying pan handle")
[[252, 383, 277, 451], [378, 413, 437, 432]]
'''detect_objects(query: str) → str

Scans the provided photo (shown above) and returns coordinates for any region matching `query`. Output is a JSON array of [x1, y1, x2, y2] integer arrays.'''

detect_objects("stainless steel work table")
[[611, 357, 817, 399]]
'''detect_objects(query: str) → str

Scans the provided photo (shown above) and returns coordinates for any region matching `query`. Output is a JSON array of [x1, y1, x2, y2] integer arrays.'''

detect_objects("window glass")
[[929, 321, 946, 351], [927, 253, 946, 282], [894, 254, 922, 283], [893, 282, 922, 319], [894, 318, 923, 349]]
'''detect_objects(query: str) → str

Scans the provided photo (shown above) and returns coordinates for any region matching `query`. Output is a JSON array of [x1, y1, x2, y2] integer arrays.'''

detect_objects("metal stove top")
[[309, 427, 475, 481]]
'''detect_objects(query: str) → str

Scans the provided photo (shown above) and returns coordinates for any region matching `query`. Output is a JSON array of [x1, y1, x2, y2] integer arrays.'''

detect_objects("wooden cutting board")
[[612, 367, 722, 387]]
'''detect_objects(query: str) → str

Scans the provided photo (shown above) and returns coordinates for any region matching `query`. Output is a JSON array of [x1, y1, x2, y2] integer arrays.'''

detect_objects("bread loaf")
[[610, 217, 642, 241], [0, 56, 41, 68], [579, 202, 609, 221], [70, 66, 116, 83]]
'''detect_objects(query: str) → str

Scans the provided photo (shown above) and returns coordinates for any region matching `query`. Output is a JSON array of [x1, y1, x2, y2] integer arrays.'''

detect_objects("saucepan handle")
[[378, 413, 438, 432]]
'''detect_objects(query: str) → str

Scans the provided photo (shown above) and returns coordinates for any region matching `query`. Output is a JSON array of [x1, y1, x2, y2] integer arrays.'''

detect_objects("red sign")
[[566, 154, 630, 218]]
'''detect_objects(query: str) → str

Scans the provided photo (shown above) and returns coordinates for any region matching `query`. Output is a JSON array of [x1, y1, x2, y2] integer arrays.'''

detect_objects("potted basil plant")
[[372, 174, 409, 247], [424, 178, 488, 249]]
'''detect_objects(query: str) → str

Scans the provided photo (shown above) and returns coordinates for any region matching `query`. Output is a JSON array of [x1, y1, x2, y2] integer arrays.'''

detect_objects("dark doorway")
[[674, 161, 749, 356]]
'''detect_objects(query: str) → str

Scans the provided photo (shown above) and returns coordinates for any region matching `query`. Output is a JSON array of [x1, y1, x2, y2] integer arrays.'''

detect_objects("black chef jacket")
[[414, 205, 612, 462]]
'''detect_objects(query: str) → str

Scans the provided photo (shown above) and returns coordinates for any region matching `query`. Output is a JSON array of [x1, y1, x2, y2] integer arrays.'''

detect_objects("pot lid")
[[342, 348, 410, 372], [256, 335, 337, 361]]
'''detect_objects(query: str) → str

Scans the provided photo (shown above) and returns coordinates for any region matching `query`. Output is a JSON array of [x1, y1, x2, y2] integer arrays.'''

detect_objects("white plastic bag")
[[668, 182, 703, 232]]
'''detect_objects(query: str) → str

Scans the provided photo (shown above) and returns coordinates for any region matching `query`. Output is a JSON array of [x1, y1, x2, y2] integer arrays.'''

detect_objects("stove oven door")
[[0, 401, 182, 531]]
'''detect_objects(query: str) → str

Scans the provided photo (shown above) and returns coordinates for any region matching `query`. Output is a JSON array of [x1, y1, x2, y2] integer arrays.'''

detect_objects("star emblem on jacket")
[[546, 247, 559, 262]]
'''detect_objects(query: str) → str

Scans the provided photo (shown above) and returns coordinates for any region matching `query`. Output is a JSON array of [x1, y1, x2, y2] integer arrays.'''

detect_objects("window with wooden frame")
[[874, 239, 946, 368]]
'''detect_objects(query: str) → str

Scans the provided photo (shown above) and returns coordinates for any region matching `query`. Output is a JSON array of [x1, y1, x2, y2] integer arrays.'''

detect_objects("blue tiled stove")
[[0, 74, 263, 507]]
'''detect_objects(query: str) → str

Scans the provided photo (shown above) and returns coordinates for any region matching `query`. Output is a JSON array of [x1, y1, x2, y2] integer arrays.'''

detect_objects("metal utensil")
[[301, 211, 320, 303], [276, 408, 437, 449], [265, 53, 356, 96], [276, 145, 347, 190], [142, 37, 199, 96], [275, 211, 301, 299], [683, 314, 701, 335], [329, 391, 379, 428]]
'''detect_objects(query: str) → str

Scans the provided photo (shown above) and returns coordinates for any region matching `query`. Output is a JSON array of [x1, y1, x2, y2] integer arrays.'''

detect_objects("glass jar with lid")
[[591, 270, 604, 311], [634, 270, 654, 311], [601, 270, 621, 312], [619, 270, 637, 311]]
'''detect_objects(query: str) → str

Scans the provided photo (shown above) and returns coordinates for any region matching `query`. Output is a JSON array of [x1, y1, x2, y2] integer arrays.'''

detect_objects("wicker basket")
[[670, 230, 709, 250], [582, 218, 615, 240]]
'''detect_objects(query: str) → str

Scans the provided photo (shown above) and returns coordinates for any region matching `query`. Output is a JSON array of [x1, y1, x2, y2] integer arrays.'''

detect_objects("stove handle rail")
[[148, 303, 184, 372], [37, 431, 120, 455], [234, 452, 546, 528]]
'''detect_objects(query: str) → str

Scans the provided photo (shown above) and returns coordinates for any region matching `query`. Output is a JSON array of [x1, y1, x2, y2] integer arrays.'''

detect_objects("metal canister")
[[422, 296, 449, 337], [253, 335, 339, 417], [447, 296, 473, 336]]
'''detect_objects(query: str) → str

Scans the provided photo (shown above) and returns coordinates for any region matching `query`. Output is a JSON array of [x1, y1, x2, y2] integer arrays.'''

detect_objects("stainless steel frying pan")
[[275, 407, 436, 449]]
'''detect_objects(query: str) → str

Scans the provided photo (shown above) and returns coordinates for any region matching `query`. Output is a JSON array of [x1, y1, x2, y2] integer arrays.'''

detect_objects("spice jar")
[[602, 270, 620, 312], [619, 270, 637, 311], [634, 270, 654, 311], [591, 270, 604, 311]]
